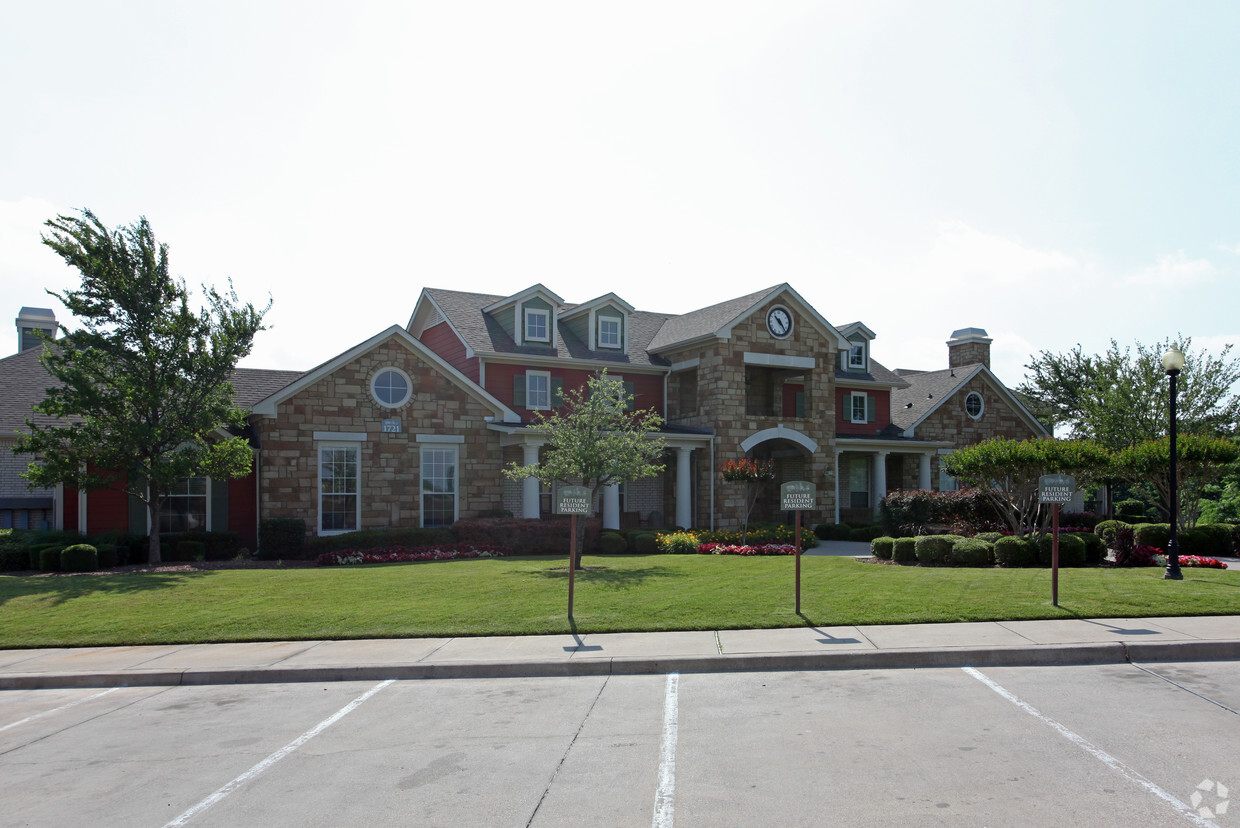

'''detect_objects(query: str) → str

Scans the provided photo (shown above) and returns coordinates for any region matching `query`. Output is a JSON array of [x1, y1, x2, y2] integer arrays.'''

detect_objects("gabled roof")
[[891, 363, 1049, 436], [558, 292, 635, 320], [837, 321, 877, 340], [481, 283, 564, 313], [836, 357, 909, 389], [249, 325, 520, 423], [0, 346, 304, 436], [416, 287, 675, 368], [646, 283, 852, 353]]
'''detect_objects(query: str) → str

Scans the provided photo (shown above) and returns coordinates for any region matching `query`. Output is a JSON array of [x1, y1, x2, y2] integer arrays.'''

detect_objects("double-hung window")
[[848, 343, 866, 370], [160, 477, 207, 534], [319, 445, 360, 534], [598, 316, 621, 349], [421, 446, 458, 528], [525, 309, 550, 342], [850, 392, 868, 424], [526, 371, 551, 410]]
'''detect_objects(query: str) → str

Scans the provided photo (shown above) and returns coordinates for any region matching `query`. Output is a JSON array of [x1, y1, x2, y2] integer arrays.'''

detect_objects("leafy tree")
[[14, 210, 269, 564], [502, 371, 666, 568], [1115, 435, 1240, 529], [719, 457, 775, 545], [1018, 337, 1240, 449], [942, 438, 1113, 539]]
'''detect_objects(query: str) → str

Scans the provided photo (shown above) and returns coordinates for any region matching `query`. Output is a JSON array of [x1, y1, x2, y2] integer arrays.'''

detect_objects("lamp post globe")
[[1162, 344, 1184, 581]]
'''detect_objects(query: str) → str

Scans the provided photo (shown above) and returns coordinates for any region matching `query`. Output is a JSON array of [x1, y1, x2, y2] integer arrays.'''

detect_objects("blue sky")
[[2, 1, 1237, 387]]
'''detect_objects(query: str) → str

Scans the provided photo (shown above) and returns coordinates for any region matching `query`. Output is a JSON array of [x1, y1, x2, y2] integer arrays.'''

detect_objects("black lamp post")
[[1162, 344, 1185, 581]]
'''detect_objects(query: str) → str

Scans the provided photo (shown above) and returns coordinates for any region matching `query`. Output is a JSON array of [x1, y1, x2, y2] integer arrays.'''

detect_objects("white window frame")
[[850, 391, 868, 424], [848, 343, 867, 371], [965, 391, 984, 419], [420, 445, 459, 528], [524, 308, 550, 343], [938, 449, 957, 492], [371, 366, 413, 408], [159, 476, 210, 535], [526, 370, 552, 410], [598, 315, 622, 349], [318, 443, 361, 536]]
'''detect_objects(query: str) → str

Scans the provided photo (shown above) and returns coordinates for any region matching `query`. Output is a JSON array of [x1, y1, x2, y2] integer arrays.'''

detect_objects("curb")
[[3, 639, 1238, 690]]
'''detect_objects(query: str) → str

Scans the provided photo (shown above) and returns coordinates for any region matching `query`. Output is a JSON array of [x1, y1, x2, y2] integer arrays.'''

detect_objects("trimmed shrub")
[[1080, 532, 1106, 565], [174, 540, 207, 561], [259, 518, 308, 559], [599, 532, 627, 555], [89, 532, 147, 565], [1116, 499, 1149, 520], [312, 526, 457, 555], [848, 524, 885, 542], [812, 523, 840, 540], [1132, 523, 1171, 551], [38, 546, 63, 572], [1037, 533, 1086, 567], [61, 544, 99, 572], [950, 538, 995, 567], [870, 537, 895, 560], [632, 533, 659, 554], [452, 517, 600, 555], [974, 532, 1004, 543], [891, 537, 918, 564], [0, 532, 30, 571], [994, 536, 1039, 568], [1094, 520, 1130, 549], [96, 544, 119, 568], [169, 531, 241, 560], [914, 535, 958, 565], [1188, 524, 1233, 557], [879, 488, 1004, 536]]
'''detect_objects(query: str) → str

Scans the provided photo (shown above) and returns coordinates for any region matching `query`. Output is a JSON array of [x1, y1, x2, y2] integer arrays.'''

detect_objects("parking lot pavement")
[[3, 661, 1238, 827]]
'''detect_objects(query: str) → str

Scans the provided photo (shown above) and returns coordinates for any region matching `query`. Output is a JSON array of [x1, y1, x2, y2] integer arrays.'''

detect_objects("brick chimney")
[[947, 327, 991, 370], [16, 307, 57, 354]]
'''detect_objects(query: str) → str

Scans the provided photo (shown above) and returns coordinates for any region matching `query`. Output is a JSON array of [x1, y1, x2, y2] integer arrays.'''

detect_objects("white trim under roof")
[[716, 283, 852, 350], [482, 283, 565, 313], [406, 291, 476, 359], [250, 325, 521, 424], [743, 352, 815, 370], [558, 292, 636, 320], [838, 321, 877, 340], [670, 357, 700, 372]]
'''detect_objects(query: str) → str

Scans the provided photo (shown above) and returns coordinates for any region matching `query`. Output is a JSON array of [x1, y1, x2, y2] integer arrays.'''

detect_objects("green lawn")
[[1, 555, 1238, 648]]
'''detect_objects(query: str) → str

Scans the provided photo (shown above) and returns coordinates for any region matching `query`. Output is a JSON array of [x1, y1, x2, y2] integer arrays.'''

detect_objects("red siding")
[[782, 383, 804, 418], [420, 322, 479, 383], [230, 470, 258, 549], [485, 363, 665, 420], [86, 486, 132, 534], [835, 387, 892, 434]]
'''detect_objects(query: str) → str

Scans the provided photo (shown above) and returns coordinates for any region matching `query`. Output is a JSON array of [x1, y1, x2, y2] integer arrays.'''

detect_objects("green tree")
[[14, 210, 269, 564], [1018, 337, 1240, 449], [502, 371, 666, 568], [1115, 435, 1240, 529], [943, 438, 1113, 539]]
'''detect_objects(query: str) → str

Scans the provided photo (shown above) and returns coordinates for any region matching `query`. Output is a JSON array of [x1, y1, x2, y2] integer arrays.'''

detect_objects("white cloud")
[[915, 220, 1079, 287], [1218, 242, 1240, 256], [1125, 250, 1218, 286]]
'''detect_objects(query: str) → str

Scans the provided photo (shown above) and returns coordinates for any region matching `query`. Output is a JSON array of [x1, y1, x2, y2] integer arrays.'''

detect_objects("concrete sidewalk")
[[2, 615, 1239, 690]]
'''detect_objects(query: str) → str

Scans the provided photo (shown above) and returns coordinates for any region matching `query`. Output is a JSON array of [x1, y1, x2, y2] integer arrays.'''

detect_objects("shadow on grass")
[[0, 571, 209, 608], [531, 564, 686, 590]]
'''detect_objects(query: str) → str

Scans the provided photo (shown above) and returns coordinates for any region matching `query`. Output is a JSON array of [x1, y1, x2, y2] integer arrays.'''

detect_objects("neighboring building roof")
[[891, 363, 1049, 437], [0, 345, 305, 435]]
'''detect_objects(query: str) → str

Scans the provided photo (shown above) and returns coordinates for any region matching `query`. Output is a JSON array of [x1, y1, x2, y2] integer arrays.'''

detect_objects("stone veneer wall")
[[914, 375, 1042, 484], [256, 338, 505, 536], [660, 298, 837, 529], [948, 342, 991, 369]]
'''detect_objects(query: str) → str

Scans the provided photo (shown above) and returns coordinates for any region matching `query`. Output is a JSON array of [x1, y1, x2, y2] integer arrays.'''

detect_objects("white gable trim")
[[743, 352, 815, 370], [558, 292, 636, 320], [740, 425, 819, 454], [902, 365, 1049, 438], [482, 283, 565, 313], [716, 283, 852, 350], [407, 292, 475, 359], [250, 325, 520, 423]]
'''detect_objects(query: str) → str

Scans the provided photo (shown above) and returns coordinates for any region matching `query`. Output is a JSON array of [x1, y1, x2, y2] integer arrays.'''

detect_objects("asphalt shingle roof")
[[645, 286, 781, 353], [890, 365, 979, 431]]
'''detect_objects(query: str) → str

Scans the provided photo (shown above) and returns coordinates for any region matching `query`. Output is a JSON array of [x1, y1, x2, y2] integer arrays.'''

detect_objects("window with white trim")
[[319, 445, 360, 534], [938, 451, 958, 492], [421, 446, 458, 528], [965, 391, 984, 419], [527, 371, 551, 410], [848, 343, 866, 370], [371, 367, 412, 408], [849, 457, 870, 509], [598, 316, 622, 349], [524, 308, 550, 342], [850, 392, 868, 424], [161, 477, 207, 534]]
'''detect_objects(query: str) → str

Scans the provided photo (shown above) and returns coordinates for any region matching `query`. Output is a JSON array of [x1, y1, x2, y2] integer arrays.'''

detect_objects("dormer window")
[[598, 316, 622, 349], [848, 343, 866, 370], [525, 309, 550, 343]]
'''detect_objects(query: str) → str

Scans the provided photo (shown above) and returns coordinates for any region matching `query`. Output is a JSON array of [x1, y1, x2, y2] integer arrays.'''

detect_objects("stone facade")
[[913, 374, 1037, 484], [255, 337, 505, 536]]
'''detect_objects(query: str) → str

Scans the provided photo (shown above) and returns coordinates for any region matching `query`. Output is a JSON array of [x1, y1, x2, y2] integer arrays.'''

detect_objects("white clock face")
[[767, 307, 792, 338]]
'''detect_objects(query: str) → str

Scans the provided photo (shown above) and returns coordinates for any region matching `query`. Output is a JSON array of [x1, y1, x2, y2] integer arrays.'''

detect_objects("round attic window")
[[965, 391, 984, 419], [371, 367, 412, 408]]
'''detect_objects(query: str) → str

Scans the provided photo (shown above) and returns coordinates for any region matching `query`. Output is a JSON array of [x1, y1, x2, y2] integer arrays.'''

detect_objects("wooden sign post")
[[780, 481, 816, 614], [555, 485, 592, 619], [1038, 474, 1075, 607]]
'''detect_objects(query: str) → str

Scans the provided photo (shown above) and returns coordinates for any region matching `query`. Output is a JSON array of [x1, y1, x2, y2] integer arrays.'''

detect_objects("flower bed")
[[1151, 554, 1228, 570], [316, 544, 509, 567], [696, 543, 799, 556]]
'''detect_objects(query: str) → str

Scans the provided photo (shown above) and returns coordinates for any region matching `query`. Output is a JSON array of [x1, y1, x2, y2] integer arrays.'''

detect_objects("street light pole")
[[1162, 344, 1186, 581]]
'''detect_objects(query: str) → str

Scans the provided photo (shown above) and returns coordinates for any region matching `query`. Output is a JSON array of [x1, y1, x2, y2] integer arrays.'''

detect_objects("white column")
[[675, 447, 692, 529], [833, 449, 843, 523], [873, 450, 888, 516], [919, 452, 933, 491], [521, 443, 540, 519], [603, 483, 620, 530]]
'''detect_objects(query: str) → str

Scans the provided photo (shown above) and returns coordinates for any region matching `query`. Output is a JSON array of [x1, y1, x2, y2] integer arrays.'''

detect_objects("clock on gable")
[[766, 305, 793, 339]]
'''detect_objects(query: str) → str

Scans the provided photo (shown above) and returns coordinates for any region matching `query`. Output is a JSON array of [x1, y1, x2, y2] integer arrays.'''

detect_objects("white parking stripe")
[[163, 680, 395, 828], [0, 686, 123, 734], [963, 667, 1218, 828], [652, 672, 679, 828]]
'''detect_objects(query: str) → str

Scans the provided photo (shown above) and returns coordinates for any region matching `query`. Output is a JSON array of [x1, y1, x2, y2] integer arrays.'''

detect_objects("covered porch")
[[832, 436, 951, 524]]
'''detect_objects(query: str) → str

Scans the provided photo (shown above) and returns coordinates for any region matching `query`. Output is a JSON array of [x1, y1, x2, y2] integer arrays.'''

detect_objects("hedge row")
[[870, 531, 1107, 568], [1095, 519, 1237, 559], [0, 529, 242, 571]]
